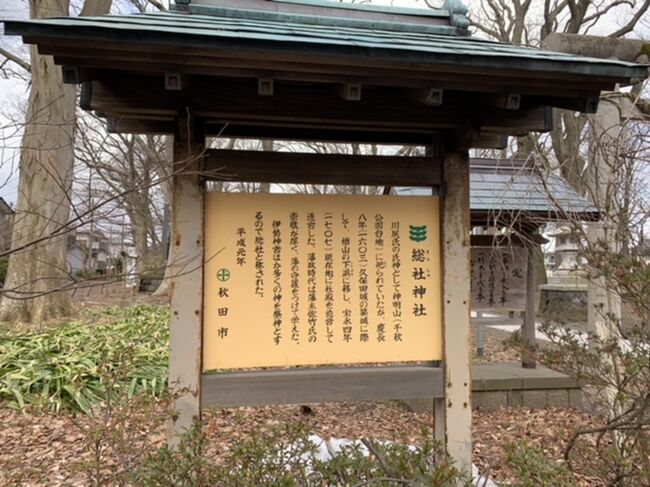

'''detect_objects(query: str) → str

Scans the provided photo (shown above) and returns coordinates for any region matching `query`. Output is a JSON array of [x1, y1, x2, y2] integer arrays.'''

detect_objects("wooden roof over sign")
[[3, 0, 647, 145]]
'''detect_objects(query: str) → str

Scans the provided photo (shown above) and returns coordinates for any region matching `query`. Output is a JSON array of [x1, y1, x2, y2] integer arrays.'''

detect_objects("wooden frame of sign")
[[168, 117, 471, 468]]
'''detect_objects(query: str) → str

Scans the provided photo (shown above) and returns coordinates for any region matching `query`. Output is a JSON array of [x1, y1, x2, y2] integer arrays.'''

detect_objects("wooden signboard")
[[470, 246, 528, 311], [203, 193, 442, 370]]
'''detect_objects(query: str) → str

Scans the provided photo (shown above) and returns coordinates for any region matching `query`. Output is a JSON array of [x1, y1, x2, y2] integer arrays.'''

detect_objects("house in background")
[[66, 234, 87, 275], [0, 197, 14, 253], [66, 229, 111, 275], [75, 229, 110, 274]]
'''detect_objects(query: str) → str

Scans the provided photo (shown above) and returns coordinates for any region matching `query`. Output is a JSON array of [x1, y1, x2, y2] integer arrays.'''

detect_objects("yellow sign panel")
[[203, 193, 441, 370]]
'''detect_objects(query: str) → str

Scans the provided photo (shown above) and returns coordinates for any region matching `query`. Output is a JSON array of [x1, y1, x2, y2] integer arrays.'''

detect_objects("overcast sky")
[[0, 0, 648, 205]]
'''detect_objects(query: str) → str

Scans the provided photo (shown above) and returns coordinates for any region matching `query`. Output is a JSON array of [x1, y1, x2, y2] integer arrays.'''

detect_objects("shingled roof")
[[394, 158, 599, 224], [4, 1, 644, 82]]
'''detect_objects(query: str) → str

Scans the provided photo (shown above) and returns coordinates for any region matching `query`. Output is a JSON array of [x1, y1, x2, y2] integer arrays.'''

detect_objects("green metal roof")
[[2, 3, 646, 82]]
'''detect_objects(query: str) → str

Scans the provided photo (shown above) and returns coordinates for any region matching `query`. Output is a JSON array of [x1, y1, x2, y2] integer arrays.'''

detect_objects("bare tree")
[[468, 0, 650, 192], [521, 101, 650, 485], [76, 114, 168, 283], [0, 0, 113, 324]]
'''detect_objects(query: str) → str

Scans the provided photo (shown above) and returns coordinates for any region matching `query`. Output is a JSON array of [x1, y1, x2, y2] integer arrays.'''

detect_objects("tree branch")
[[608, 0, 650, 37], [0, 46, 30, 73], [146, 0, 167, 11]]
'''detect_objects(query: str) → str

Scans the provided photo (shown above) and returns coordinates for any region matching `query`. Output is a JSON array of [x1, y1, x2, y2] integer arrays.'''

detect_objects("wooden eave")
[[3, 10, 646, 144]]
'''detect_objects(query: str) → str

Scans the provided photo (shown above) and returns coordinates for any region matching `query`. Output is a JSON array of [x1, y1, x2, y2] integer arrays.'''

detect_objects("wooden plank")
[[168, 115, 205, 447], [216, 124, 434, 145], [107, 118, 174, 134], [86, 76, 554, 134], [106, 117, 444, 145], [204, 149, 442, 186], [48, 48, 615, 98], [201, 366, 444, 408], [482, 105, 553, 135], [438, 149, 472, 472], [534, 95, 599, 114], [106, 117, 508, 150], [470, 234, 548, 248], [474, 133, 507, 149]]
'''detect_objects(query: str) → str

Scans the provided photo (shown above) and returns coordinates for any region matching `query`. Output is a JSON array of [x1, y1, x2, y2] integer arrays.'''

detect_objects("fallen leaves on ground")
[[0, 402, 603, 486], [472, 326, 520, 364]]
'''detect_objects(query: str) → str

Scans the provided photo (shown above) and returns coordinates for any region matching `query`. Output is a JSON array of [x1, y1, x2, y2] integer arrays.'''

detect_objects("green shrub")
[[133, 422, 470, 487], [505, 441, 576, 487], [0, 305, 169, 413]]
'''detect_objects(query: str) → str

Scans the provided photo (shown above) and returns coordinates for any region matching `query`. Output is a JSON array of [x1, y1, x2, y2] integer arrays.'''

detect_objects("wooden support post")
[[522, 246, 537, 369], [168, 113, 205, 447], [435, 150, 472, 473]]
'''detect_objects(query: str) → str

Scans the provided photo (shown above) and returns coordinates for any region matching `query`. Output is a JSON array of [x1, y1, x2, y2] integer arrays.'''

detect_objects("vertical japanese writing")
[[205, 192, 443, 370], [358, 214, 369, 343], [488, 252, 497, 306], [307, 251, 317, 343], [391, 221, 402, 342], [307, 212, 316, 248], [412, 248, 429, 317], [324, 212, 334, 344], [254, 212, 264, 297], [341, 213, 353, 343], [217, 226, 232, 338], [306, 211, 317, 342], [217, 286, 229, 340], [375, 214, 386, 343], [290, 212, 299, 252], [290, 212, 300, 343], [236, 227, 247, 266], [272, 220, 282, 345], [500, 253, 510, 305], [471, 247, 527, 309], [476, 253, 485, 304]]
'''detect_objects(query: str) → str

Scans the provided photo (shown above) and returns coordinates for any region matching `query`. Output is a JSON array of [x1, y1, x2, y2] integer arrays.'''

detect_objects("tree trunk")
[[153, 136, 174, 297], [0, 0, 112, 324]]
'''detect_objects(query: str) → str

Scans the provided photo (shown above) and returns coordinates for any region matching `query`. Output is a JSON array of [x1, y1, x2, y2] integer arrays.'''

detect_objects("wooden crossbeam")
[[106, 117, 509, 148], [31, 37, 623, 97], [85, 76, 553, 135], [201, 366, 444, 408], [204, 149, 442, 186]]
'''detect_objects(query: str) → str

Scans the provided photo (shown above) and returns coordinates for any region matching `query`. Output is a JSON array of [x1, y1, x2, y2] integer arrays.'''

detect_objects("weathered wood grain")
[[204, 149, 442, 186], [201, 366, 444, 408]]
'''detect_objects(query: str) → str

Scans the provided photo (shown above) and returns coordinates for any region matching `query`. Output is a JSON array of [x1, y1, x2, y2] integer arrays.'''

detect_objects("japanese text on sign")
[[470, 246, 527, 311], [203, 193, 441, 370]]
